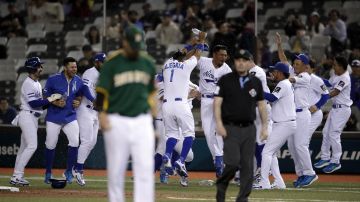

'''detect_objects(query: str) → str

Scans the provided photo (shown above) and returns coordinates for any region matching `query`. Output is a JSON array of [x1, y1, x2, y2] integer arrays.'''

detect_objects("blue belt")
[[296, 109, 302, 112], [201, 94, 214, 98], [163, 98, 182, 103], [333, 104, 348, 109], [30, 111, 41, 118]]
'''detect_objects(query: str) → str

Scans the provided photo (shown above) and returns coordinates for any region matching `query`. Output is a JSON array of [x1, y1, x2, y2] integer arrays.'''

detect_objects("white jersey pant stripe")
[[13, 111, 39, 177], [155, 119, 194, 162], [288, 109, 315, 176], [321, 107, 351, 164], [104, 113, 154, 202], [45, 121, 80, 149], [77, 106, 99, 164], [260, 121, 296, 188], [201, 98, 223, 158]]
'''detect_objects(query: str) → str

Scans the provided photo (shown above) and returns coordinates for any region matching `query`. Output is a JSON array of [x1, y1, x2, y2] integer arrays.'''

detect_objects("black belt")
[[155, 118, 163, 121], [273, 119, 295, 123], [163, 98, 182, 103], [224, 121, 253, 128], [333, 104, 348, 109], [29, 111, 41, 118], [86, 105, 98, 111], [201, 94, 214, 98]]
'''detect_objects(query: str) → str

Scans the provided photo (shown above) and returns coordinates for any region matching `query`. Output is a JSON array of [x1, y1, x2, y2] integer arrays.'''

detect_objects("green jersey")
[[96, 51, 156, 117]]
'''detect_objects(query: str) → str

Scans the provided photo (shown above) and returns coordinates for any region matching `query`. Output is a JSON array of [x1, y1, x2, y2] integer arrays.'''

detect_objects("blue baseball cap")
[[269, 62, 290, 74], [294, 54, 309, 65], [25, 57, 44, 69], [93, 52, 106, 62]]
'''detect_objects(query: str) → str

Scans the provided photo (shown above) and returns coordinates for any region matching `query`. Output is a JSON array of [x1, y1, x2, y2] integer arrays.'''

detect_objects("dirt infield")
[[1, 168, 359, 183]]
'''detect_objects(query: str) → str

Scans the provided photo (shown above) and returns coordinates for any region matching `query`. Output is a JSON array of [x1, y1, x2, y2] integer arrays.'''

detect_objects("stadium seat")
[[27, 30, 46, 39], [265, 8, 284, 21], [7, 37, 27, 47], [27, 44, 47, 55], [343, 1, 360, 8], [310, 35, 331, 62], [166, 44, 185, 56], [129, 3, 144, 16], [67, 50, 84, 61], [26, 23, 45, 32], [0, 37, 7, 46], [65, 37, 88, 49], [147, 0, 166, 11], [283, 1, 303, 10], [45, 23, 64, 33], [226, 8, 244, 19], [65, 31, 84, 40]]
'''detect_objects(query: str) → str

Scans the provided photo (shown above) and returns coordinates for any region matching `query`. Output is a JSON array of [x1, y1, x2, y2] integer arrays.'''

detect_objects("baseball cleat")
[[314, 159, 330, 169], [298, 175, 318, 187], [10, 176, 30, 186], [323, 163, 341, 174], [174, 160, 188, 177], [271, 183, 286, 189], [231, 177, 241, 186], [252, 183, 270, 190], [44, 172, 53, 184], [72, 168, 85, 186], [63, 170, 73, 184], [162, 155, 174, 175], [180, 176, 188, 187], [293, 176, 304, 188]]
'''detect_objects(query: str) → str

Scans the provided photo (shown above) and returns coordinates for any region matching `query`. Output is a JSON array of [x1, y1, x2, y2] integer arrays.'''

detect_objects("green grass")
[[0, 175, 360, 202]]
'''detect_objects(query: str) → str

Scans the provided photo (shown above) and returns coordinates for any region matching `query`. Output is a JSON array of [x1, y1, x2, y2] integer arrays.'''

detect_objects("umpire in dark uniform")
[[214, 50, 269, 202]]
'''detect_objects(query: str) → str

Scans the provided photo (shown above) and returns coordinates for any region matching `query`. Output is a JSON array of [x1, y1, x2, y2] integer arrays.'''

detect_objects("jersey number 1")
[[170, 69, 175, 82]]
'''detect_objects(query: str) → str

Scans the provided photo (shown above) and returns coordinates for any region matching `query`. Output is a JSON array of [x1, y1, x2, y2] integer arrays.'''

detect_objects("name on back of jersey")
[[164, 61, 184, 70]]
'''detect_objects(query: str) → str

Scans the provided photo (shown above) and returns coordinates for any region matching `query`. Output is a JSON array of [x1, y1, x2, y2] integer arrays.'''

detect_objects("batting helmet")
[[50, 179, 67, 189], [25, 57, 44, 70], [93, 53, 106, 63]]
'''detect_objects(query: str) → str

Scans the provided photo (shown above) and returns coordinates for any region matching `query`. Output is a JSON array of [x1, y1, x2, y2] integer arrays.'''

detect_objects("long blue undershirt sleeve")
[[315, 94, 330, 109], [322, 79, 332, 88], [264, 92, 278, 102], [28, 99, 50, 108], [80, 85, 95, 102]]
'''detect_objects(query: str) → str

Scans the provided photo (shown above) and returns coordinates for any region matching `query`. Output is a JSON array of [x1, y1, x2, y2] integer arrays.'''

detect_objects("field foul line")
[[167, 197, 355, 202], [0, 175, 110, 182], [286, 188, 360, 194]]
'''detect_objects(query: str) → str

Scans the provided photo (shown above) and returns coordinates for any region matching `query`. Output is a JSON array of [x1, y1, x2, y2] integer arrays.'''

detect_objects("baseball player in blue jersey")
[[43, 57, 94, 184], [10, 57, 62, 186], [73, 53, 106, 186]]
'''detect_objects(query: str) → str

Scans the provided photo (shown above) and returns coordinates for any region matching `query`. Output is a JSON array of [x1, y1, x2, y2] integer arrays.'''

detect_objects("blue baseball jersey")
[[44, 72, 86, 124]]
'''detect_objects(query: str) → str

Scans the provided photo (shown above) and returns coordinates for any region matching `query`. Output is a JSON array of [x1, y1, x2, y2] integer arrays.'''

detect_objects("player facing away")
[[43, 57, 94, 184], [276, 33, 318, 188], [73, 53, 106, 186], [10, 57, 62, 186], [96, 26, 157, 202], [257, 62, 296, 189], [314, 56, 352, 173], [161, 31, 206, 179], [197, 44, 232, 178], [154, 74, 197, 186]]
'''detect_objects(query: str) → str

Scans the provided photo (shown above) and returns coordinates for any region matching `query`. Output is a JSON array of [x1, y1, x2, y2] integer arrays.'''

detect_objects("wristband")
[[184, 44, 193, 52], [195, 44, 205, 51]]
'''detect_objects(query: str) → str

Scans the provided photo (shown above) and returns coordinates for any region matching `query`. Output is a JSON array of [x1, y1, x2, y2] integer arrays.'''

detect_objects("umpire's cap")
[[234, 49, 253, 61], [124, 26, 145, 51], [94, 52, 106, 63], [50, 179, 67, 189], [269, 62, 290, 74], [25, 57, 44, 70]]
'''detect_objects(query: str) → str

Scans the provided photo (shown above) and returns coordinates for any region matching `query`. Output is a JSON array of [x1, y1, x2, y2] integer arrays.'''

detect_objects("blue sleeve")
[[28, 99, 50, 108], [264, 92, 278, 102], [315, 94, 330, 109], [80, 84, 95, 102], [322, 79, 332, 88]]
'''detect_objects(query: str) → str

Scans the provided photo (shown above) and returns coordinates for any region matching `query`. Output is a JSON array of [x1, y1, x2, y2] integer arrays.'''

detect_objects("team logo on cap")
[[249, 88, 257, 97], [135, 34, 142, 42]]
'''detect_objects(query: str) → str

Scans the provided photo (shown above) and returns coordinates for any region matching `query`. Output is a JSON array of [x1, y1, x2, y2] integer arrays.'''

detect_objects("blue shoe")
[[159, 166, 169, 184], [298, 175, 318, 187], [323, 163, 341, 173], [162, 155, 174, 176], [63, 170, 73, 184], [293, 176, 304, 188], [314, 160, 330, 169], [44, 173, 52, 184]]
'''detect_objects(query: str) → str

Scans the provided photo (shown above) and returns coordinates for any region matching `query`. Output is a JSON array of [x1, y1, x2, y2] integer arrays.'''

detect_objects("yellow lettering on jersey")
[[114, 70, 151, 87]]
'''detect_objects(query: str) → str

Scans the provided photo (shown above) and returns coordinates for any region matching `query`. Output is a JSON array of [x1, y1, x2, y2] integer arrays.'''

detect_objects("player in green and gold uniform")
[[96, 26, 157, 202]]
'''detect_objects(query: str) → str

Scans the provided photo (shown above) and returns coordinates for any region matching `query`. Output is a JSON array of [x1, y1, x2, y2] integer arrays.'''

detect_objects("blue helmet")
[[93, 53, 106, 63], [25, 57, 44, 70]]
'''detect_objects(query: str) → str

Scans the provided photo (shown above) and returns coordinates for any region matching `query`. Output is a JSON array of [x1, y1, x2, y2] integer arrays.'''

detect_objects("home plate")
[[0, 186, 20, 192]]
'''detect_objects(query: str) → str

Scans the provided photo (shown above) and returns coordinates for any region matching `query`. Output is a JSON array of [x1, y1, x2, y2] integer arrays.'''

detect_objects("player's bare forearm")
[[329, 89, 340, 98], [148, 90, 157, 117], [98, 111, 110, 131], [275, 32, 289, 64], [258, 100, 268, 129], [214, 97, 227, 137]]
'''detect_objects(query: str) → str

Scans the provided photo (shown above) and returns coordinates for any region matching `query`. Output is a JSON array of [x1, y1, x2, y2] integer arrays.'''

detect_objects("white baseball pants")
[[13, 111, 39, 177], [45, 120, 79, 149], [155, 119, 193, 162], [260, 120, 296, 188], [288, 109, 315, 176], [308, 110, 323, 142], [255, 104, 272, 145], [104, 113, 154, 202], [77, 106, 99, 164], [200, 98, 223, 158], [321, 107, 351, 164]]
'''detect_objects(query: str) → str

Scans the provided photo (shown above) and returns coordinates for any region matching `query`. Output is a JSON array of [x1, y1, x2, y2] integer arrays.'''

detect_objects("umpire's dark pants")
[[216, 124, 256, 202]]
